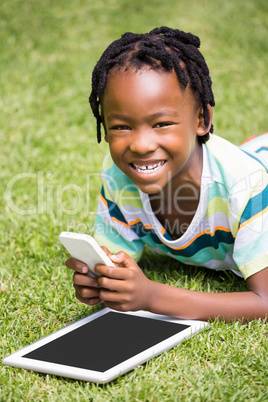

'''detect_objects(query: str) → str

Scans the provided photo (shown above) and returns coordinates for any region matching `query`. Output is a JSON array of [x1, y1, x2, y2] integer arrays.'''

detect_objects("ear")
[[196, 105, 213, 137]]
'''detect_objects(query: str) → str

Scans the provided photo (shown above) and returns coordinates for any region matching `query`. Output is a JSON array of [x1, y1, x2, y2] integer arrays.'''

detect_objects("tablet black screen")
[[23, 312, 189, 372]]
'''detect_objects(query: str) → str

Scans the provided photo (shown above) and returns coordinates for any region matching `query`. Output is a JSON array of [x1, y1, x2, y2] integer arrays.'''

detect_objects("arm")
[[145, 267, 268, 321], [69, 249, 268, 322]]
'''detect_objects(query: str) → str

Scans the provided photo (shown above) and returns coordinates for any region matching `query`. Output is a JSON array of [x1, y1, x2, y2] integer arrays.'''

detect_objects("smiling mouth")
[[130, 161, 166, 173]]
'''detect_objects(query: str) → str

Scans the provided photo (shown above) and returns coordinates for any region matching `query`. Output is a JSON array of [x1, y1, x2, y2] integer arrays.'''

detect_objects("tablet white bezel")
[[3, 308, 209, 383]]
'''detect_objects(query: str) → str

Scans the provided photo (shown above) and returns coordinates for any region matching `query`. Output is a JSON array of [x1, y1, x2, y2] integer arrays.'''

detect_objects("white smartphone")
[[59, 232, 115, 277]]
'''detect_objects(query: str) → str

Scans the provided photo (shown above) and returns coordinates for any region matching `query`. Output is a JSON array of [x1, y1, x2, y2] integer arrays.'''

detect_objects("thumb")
[[110, 251, 133, 268], [101, 246, 113, 258]]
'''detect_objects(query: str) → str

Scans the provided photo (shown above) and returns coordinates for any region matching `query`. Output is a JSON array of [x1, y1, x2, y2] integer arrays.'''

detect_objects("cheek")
[[108, 139, 127, 163], [161, 134, 183, 152], [163, 132, 196, 158], [108, 135, 128, 151]]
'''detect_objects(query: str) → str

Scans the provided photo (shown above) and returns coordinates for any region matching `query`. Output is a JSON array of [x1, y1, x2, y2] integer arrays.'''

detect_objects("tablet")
[[3, 308, 209, 383]]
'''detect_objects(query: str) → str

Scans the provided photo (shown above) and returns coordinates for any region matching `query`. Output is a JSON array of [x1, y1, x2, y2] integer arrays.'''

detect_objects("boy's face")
[[101, 68, 208, 195]]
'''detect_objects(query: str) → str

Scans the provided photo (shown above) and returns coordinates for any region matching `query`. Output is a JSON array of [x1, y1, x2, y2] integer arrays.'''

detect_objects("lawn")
[[1, 0, 268, 400]]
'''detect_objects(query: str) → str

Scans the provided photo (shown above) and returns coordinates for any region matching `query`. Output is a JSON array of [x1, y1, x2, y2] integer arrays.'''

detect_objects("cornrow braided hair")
[[89, 26, 215, 143]]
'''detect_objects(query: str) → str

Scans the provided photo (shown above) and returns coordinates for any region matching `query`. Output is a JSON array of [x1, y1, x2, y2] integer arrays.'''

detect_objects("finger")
[[110, 251, 135, 268], [103, 301, 128, 312], [74, 284, 100, 299], [75, 290, 101, 306], [73, 272, 100, 287], [98, 289, 133, 309], [98, 274, 135, 293], [100, 246, 122, 266], [100, 246, 113, 257], [99, 288, 124, 303], [94, 264, 129, 280], [66, 258, 88, 274]]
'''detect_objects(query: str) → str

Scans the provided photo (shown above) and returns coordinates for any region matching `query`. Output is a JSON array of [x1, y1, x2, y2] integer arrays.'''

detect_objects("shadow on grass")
[[140, 248, 247, 294]]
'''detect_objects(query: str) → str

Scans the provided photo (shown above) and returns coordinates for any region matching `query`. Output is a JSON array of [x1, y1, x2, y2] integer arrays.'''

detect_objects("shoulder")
[[240, 132, 268, 160], [205, 134, 268, 190], [204, 135, 268, 238]]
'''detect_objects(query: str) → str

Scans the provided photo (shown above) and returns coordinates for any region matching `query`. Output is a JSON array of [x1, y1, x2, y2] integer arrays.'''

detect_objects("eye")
[[110, 125, 131, 131], [154, 122, 173, 128]]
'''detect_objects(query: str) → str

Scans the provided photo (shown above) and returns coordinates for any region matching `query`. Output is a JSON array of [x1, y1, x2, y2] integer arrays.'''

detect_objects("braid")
[[89, 26, 215, 143]]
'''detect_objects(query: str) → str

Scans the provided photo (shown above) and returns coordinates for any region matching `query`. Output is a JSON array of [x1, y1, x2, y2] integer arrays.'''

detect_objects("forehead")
[[102, 68, 196, 113], [106, 66, 180, 91]]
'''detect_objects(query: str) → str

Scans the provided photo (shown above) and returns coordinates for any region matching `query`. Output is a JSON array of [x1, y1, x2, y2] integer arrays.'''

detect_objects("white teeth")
[[132, 161, 165, 173]]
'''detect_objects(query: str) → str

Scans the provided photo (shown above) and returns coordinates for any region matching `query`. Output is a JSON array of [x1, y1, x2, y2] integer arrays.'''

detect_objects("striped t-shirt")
[[94, 134, 268, 280]]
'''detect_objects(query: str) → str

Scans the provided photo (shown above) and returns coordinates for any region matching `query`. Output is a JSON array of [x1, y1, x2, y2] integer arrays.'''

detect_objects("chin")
[[136, 183, 164, 195]]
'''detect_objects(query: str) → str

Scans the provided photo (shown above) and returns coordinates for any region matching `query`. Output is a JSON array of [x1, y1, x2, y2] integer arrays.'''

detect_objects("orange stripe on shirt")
[[168, 226, 232, 250], [129, 218, 153, 230], [144, 224, 153, 229], [111, 217, 131, 229], [100, 193, 108, 208], [129, 218, 141, 225]]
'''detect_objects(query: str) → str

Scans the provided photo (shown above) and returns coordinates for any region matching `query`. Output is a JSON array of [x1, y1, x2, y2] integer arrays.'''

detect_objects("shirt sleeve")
[[232, 176, 268, 279]]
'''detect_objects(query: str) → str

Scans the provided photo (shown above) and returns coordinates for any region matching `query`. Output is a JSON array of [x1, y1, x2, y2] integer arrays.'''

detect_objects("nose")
[[129, 130, 157, 155]]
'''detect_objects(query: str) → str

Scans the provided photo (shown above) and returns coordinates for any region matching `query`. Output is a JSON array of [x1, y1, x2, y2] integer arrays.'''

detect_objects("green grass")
[[1, 0, 268, 400]]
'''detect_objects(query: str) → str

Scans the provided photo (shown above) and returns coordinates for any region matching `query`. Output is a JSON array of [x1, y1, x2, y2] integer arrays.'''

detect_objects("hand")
[[95, 251, 152, 312], [65, 257, 102, 306]]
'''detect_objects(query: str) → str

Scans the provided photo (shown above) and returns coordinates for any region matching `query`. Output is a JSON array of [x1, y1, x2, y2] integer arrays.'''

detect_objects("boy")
[[66, 27, 268, 321]]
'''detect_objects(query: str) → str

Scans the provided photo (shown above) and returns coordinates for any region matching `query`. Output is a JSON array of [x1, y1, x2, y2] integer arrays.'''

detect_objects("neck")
[[150, 141, 203, 204]]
